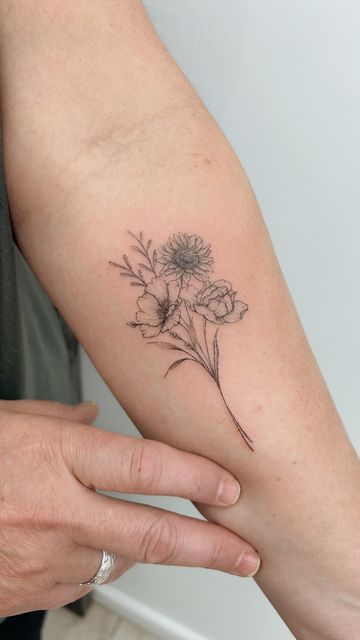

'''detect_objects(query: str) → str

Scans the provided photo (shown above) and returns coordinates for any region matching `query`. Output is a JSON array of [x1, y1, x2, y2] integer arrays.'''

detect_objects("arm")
[[1, 1, 359, 638]]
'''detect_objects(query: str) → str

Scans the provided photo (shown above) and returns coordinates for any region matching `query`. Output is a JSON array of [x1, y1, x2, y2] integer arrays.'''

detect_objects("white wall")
[[81, 2, 360, 638]]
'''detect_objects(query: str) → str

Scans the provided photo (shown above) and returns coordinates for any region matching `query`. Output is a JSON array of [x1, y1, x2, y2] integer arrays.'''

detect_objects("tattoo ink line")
[[110, 231, 253, 451]]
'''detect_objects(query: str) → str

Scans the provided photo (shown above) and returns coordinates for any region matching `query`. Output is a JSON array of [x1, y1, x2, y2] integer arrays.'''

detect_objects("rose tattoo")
[[109, 232, 253, 451]]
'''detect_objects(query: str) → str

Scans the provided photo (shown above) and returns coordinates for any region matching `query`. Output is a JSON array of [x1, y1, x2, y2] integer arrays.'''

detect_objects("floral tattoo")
[[109, 232, 253, 451]]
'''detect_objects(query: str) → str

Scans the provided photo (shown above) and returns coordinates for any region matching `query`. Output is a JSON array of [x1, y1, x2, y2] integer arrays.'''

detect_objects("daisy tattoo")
[[109, 231, 253, 451]]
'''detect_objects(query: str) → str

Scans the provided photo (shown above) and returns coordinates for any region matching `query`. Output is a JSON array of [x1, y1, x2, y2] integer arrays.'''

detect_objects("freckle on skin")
[[292, 460, 297, 465], [276, 476, 281, 481], [204, 157, 211, 165]]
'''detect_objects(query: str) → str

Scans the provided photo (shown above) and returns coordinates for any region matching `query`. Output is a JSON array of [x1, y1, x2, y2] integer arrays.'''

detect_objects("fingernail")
[[234, 551, 261, 577], [216, 477, 241, 505]]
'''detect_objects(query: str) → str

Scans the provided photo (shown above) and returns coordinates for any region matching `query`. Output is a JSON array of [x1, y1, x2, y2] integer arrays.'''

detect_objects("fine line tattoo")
[[109, 231, 254, 451]]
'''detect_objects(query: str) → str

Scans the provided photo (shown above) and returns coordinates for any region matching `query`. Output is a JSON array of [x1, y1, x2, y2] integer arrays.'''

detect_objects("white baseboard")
[[93, 584, 208, 640]]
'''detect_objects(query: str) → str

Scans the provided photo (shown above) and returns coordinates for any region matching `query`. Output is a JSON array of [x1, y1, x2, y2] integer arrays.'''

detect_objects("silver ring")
[[79, 550, 116, 586]]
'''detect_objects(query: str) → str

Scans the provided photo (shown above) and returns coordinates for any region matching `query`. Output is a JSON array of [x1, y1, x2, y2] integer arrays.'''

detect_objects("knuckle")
[[59, 422, 87, 464], [17, 548, 48, 580], [25, 500, 59, 531], [139, 516, 178, 565], [5, 489, 69, 535], [59, 423, 97, 488], [128, 443, 162, 492], [205, 536, 229, 570], [191, 470, 205, 498]]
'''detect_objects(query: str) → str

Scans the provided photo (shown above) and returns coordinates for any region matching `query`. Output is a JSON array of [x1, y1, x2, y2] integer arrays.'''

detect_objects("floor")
[[42, 602, 163, 640]]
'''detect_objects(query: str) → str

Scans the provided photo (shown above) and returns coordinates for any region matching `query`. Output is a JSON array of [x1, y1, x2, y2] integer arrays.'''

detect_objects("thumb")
[[0, 399, 99, 425]]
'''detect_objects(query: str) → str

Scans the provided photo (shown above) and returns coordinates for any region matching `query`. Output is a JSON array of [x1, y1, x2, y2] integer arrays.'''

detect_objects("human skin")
[[0, 1, 359, 638], [0, 399, 255, 616]]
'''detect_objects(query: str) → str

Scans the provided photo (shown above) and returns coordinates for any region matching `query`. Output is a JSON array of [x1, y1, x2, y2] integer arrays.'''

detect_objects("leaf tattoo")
[[110, 232, 254, 451]]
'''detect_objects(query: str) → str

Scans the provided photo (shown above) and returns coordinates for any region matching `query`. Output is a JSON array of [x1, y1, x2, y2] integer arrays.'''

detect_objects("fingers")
[[0, 399, 99, 425], [57, 545, 135, 585], [63, 402, 99, 425], [72, 493, 261, 578], [65, 427, 241, 507]]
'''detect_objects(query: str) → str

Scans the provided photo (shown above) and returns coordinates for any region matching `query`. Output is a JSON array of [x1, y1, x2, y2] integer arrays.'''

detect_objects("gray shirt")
[[0, 136, 81, 622]]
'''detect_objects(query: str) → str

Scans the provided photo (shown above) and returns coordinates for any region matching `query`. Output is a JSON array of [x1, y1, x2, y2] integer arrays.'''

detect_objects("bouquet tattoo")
[[110, 231, 253, 450]]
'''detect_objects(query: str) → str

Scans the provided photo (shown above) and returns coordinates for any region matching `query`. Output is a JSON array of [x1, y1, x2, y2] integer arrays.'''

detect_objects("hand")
[[0, 399, 260, 616]]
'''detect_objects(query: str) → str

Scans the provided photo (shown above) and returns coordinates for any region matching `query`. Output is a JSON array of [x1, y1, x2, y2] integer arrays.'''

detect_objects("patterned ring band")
[[79, 550, 116, 586]]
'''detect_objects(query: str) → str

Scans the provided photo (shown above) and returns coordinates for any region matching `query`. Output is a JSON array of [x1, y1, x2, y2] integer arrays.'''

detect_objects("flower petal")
[[154, 260, 164, 276], [194, 304, 219, 323], [208, 299, 220, 313], [215, 300, 229, 317], [167, 279, 180, 305], [140, 324, 162, 338], [136, 294, 162, 326], [194, 236, 204, 249], [223, 294, 233, 313], [201, 284, 217, 302], [180, 283, 201, 305], [164, 267, 182, 277], [223, 300, 248, 323], [162, 309, 181, 332], [197, 263, 213, 271], [145, 276, 168, 304], [213, 279, 232, 290]]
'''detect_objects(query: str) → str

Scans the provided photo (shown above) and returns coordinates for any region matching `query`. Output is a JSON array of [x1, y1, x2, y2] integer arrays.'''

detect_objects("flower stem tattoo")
[[110, 232, 254, 451]]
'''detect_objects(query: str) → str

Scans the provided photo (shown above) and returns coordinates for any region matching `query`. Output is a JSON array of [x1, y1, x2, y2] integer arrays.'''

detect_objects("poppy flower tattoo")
[[109, 232, 253, 451]]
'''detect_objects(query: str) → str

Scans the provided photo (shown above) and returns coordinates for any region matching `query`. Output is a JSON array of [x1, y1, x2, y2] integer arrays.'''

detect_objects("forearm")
[[1, 2, 359, 638]]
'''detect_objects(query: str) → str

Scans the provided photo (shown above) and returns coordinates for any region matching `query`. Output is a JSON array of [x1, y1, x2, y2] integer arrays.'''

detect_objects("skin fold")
[[0, 1, 359, 638]]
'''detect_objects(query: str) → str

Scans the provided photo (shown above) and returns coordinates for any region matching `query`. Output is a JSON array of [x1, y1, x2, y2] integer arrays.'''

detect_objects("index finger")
[[63, 424, 241, 507]]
